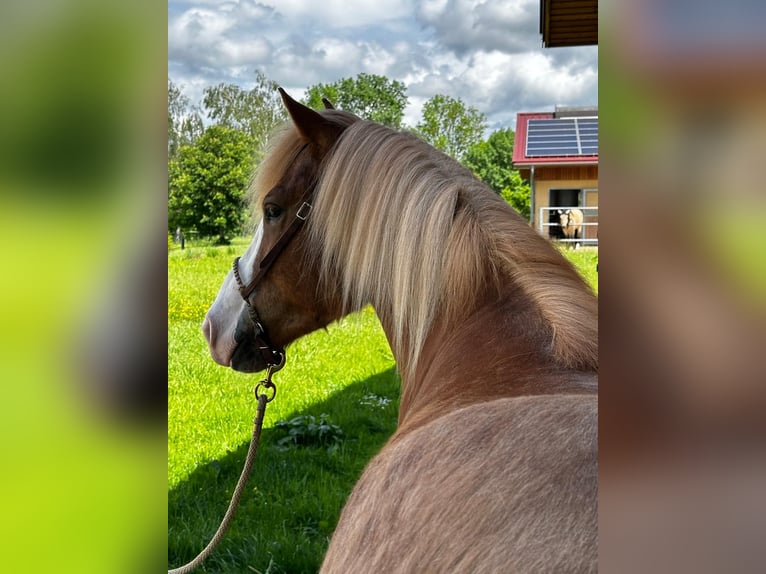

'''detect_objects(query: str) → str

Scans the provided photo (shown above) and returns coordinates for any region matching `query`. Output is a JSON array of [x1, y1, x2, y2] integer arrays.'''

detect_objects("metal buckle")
[[296, 201, 312, 221]]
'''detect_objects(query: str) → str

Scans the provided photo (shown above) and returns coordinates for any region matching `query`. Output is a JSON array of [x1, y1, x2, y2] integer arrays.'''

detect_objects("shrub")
[[274, 414, 344, 450]]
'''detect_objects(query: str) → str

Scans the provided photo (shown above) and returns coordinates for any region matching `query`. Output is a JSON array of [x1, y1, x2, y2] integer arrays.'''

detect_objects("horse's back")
[[321, 393, 597, 573]]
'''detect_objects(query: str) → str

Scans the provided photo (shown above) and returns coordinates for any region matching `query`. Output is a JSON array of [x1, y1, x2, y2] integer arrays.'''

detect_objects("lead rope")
[[168, 371, 279, 574]]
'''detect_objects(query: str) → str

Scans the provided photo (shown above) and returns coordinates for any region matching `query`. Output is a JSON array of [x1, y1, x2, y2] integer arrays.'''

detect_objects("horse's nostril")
[[202, 316, 213, 345]]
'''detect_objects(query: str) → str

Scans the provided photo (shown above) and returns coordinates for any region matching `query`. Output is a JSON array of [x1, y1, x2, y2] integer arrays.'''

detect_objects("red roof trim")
[[513, 112, 598, 167]]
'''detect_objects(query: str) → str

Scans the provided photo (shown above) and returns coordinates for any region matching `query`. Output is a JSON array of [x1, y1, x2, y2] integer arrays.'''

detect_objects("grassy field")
[[168, 238, 597, 573]]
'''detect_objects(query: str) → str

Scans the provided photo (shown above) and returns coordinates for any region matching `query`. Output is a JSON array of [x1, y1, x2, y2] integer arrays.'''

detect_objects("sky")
[[168, 0, 598, 132]]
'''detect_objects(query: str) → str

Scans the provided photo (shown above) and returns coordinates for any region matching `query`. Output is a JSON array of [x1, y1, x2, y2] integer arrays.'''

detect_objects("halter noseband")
[[231, 187, 314, 370]]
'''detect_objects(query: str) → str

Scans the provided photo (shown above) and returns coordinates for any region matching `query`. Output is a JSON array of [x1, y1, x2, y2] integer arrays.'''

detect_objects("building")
[[512, 106, 598, 244], [540, 0, 598, 48]]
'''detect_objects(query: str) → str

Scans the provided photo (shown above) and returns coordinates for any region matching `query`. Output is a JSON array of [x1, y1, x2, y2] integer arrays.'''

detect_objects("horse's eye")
[[264, 204, 284, 221]]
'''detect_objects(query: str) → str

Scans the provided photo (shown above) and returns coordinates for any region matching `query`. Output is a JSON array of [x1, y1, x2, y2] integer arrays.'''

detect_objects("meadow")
[[168, 237, 597, 573]]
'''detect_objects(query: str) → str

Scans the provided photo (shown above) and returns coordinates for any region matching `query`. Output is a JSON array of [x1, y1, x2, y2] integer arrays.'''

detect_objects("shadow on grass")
[[168, 366, 400, 574]]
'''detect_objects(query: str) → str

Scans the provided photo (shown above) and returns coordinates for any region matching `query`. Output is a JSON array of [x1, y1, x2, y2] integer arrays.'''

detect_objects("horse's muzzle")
[[231, 307, 283, 373]]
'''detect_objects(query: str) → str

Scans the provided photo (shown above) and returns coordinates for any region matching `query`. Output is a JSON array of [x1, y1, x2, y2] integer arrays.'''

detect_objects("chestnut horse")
[[203, 90, 598, 573]]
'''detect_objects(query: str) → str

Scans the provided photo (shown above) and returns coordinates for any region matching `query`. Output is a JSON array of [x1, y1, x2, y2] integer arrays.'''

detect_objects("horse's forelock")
[[249, 110, 360, 220]]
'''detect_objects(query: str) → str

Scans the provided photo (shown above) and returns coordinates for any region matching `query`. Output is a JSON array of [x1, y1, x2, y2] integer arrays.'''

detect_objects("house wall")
[[529, 165, 598, 240]]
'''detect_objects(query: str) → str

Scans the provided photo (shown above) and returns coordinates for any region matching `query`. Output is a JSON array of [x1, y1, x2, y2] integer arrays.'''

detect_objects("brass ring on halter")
[[255, 380, 277, 403]]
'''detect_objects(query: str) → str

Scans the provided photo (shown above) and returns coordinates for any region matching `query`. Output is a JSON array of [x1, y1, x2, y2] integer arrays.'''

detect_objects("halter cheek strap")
[[237, 199, 312, 301], [231, 189, 314, 369]]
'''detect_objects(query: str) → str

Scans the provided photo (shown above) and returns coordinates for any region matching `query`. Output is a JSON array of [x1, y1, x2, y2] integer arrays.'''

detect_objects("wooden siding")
[[535, 165, 597, 181], [541, 0, 598, 48]]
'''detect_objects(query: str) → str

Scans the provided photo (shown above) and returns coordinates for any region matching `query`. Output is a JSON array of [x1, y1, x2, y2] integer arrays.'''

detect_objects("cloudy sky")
[[168, 0, 598, 132]]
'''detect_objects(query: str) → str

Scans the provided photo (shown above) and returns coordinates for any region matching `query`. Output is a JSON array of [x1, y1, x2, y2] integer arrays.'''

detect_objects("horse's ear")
[[322, 97, 335, 110], [557, 209, 563, 215], [278, 87, 341, 153]]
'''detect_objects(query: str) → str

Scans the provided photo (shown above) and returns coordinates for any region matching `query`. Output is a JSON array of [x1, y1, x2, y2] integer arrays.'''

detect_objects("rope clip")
[[254, 353, 284, 403]]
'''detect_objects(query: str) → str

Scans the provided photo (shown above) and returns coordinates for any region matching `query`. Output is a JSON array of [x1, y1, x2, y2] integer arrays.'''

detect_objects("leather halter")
[[232, 179, 315, 369]]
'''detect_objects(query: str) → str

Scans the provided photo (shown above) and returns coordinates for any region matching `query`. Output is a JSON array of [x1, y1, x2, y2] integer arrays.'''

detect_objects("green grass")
[[168, 239, 597, 573], [559, 245, 599, 294], [168, 240, 398, 573]]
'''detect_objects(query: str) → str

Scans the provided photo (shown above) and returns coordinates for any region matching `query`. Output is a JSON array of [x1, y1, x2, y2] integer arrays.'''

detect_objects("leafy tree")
[[168, 78, 204, 159], [462, 128, 515, 192], [168, 78, 203, 159], [179, 109, 204, 148], [499, 171, 531, 220], [168, 78, 185, 158], [168, 125, 253, 244], [304, 73, 408, 128], [202, 70, 286, 160], [416, 94, 487, 160], [463, 128, 530, 219]]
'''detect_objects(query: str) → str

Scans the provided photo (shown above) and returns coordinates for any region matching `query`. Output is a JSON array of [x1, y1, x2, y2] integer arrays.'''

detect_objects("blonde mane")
[[252, 114, 598, 377]]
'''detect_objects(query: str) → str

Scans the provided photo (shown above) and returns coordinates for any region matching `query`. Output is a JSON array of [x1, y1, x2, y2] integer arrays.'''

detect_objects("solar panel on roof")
[[525, 117, 598, 158]]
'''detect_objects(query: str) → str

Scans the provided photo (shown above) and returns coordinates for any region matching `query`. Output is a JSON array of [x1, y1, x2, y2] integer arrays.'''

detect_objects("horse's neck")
[[381, 283, 597, 436]]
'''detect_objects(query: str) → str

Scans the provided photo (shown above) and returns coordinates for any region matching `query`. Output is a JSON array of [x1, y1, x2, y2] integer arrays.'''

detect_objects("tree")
[[168, 78, 203, 159], [463, 128, 530, 219], [168, 78, 185, 158], [499, 171, 531, 221], [415, 94, 487, 160], [304, 73, 408, 128], [462, 128, 515, 192], [202, 70, 286, 160], [179, 109, 204, 149], [168, 125, 253, 244]]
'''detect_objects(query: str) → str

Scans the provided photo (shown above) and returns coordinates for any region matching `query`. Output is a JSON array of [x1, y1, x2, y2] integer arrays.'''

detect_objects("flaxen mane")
[[251, 113, 597, 378]]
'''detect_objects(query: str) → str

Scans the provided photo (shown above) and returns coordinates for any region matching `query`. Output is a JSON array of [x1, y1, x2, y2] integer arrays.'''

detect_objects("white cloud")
[[261, 0, 412, 28], [168, 0, 598, 133], [511, 51, 598, 108], [416, 0, 539, 55], [168, 7, 274, 69]]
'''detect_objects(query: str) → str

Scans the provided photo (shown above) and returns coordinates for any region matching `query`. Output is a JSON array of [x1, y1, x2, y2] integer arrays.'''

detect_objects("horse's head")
[[202, 90, 356, 373]]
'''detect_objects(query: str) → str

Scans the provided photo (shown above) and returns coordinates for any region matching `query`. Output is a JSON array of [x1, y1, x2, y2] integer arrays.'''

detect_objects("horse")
[[202, 89, 598, 573], [557, 208, 584, 247]]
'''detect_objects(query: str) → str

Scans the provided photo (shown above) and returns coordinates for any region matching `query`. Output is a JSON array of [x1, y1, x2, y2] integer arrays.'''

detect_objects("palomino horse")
[[203, 90, 598, 573], [558, 208, 584, 247]]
